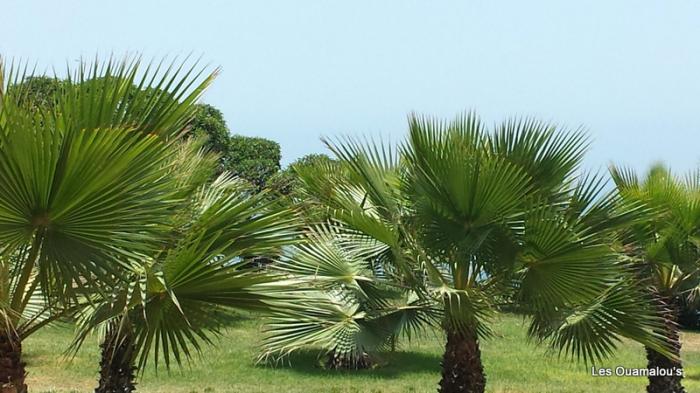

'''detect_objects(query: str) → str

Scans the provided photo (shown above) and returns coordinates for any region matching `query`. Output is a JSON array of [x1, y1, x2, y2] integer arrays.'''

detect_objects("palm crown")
[[611, 164, 700, 298], [68, 136, 302, 391], [0, 57, 215, 392], [609, 164, 700, 393]]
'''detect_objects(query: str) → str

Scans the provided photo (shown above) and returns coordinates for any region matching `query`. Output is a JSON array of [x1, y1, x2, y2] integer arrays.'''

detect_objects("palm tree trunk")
[[645, 294, 686, 393], [439, 330, 486, 393], [0, 331, 26, 393], [325, 350, 372, 370], [95, 327, 137, 393]]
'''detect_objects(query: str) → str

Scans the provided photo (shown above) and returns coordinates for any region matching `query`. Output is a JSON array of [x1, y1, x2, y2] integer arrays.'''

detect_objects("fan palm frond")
[[72, 169, 300, 372], [260, 225, 439, 365]]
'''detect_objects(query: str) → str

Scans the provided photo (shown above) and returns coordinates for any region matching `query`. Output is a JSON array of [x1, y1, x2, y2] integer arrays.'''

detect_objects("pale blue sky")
[[3, 1, 700, 171]]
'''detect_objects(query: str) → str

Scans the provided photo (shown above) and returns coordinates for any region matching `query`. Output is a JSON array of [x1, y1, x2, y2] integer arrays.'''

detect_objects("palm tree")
[[259, 224, 440, 369], [71, 155, 300, 391], [611, 164, 700, 393], [295, 113, 670, 393], [0, 57, 214, 392]]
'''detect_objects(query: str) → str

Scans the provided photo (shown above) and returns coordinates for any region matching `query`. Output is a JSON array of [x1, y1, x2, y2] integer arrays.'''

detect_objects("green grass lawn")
[[25, 314, 700, 393]]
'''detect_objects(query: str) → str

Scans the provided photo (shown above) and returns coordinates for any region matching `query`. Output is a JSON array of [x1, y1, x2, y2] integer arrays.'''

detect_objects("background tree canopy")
[[226, 135, 281, 189], [266, 153, 334, 195], [188, 104, 231, 163], [12, 75, 63, 110], [177, 104, 283, 187], [186, 104, 281, 188]]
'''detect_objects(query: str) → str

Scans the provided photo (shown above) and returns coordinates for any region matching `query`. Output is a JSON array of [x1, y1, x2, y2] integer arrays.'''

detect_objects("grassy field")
[[25, 314, 700, 393]]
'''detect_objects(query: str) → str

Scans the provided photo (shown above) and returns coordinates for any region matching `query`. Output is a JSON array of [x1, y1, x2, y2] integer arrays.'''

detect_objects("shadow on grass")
[[259, 350, 441, 379]]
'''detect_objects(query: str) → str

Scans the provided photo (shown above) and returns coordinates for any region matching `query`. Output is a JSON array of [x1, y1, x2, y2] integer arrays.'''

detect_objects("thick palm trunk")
[[645, 294, 685, 393], [95, 328, 137, 393], [0, 332, 26, 393], [438, 330, 486, 393]]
